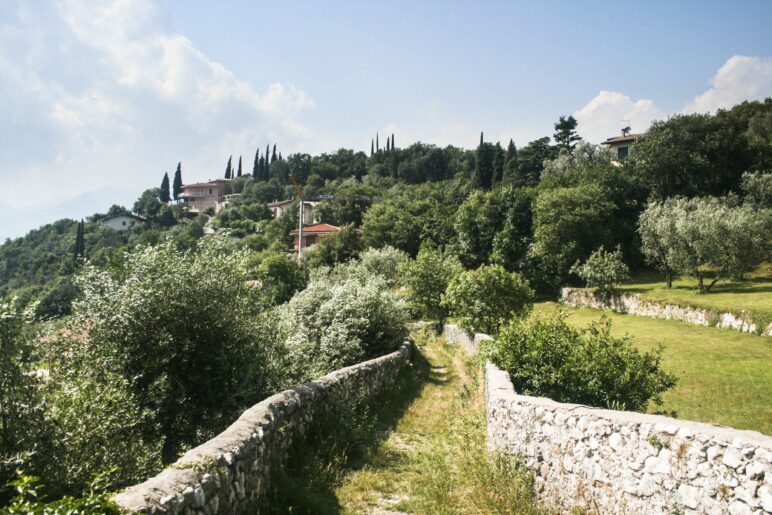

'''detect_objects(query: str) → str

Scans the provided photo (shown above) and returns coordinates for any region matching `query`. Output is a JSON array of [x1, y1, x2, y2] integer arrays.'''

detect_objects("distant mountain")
[[0, 187, 141, 241]]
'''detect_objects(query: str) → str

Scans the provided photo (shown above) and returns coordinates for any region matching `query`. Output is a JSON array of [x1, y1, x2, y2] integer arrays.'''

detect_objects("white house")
[[267, 199, 320, 223], [100, 213, 146, 231]]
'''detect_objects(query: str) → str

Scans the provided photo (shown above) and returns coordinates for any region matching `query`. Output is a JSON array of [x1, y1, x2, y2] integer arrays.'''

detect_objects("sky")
[[1, 0, 771, 239]]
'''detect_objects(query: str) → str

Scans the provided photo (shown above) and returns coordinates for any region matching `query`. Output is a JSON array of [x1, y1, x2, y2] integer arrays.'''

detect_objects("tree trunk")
[[665, 269, 672, 289], [696, 271, 704, 292], [705, 277, 721, 292]]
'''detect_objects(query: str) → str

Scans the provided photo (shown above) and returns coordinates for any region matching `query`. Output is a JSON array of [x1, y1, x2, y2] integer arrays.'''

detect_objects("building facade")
[[289, 223, 340, 253], [179, 179, 232, 212], [100, 213, 145, 231]]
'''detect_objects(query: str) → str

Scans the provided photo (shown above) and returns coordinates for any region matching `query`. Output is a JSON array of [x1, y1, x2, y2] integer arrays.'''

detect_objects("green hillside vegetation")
[[534, 302, 772, 434]]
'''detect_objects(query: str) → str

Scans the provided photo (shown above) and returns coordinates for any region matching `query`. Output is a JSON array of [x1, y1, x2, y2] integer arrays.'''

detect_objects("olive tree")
[[399, 245, 462, 323]]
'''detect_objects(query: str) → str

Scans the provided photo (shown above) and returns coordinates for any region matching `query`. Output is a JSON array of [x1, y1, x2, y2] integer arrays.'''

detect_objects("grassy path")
[[335, 333, 542, 514], [274, 332, 543, 514]]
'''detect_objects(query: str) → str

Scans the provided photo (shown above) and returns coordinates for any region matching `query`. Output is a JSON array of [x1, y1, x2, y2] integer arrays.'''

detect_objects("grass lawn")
[[534, 302, 772, 435], [612, 263, 772, 319]]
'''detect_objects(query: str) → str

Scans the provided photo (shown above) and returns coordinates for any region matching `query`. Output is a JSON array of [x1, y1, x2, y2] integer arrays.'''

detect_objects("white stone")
[[638, 474, 658, 497], [677, 483, 700, 509], [759, 484, 772, 512], [609, 432, 624, 451], [655, 422, 679, 435], [707, 446, 723, 463], [727, 500, 753, 515], [734, 481, 759, 508], [724, 448, 744, 469], [745, 462, 765, 480], [644, 449, 672, 475]]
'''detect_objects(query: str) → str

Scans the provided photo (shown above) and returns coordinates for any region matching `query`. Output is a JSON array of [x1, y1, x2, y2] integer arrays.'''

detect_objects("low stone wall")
[[114, 341, 413, 514], [441, 325, 772, 514], [486, 361, 772, 514], [441, 324, 492, 355], [561, 287, 772, 336]]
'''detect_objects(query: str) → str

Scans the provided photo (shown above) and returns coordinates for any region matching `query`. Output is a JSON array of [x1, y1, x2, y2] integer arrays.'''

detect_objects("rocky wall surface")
[[440, 323, 492, 355], [486, 361, 772, 514], [561, 287, 771, 336], [114, 341, 413, 514]]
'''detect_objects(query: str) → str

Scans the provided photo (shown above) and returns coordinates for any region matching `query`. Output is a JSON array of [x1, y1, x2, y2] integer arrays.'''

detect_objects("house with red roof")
[[289, 223, 341, 253]]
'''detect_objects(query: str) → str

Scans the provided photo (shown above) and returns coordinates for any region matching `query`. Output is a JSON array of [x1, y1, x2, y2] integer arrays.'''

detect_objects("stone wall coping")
[[486, 360, 772, 447], [114, 341, 412, 513]]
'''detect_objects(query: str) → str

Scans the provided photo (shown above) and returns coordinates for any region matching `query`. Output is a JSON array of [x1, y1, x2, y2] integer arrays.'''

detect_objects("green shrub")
[[442, 264, 533, 335], [54, 236, 282, 466], [256, 253, 307, 305], [0, 301, 44, 502], [280, 272, 408, 382], [4, 472, 119, 514], [484, 313, 677, 412], [399, 244, 462, 322], [570, 245, 630, 294]]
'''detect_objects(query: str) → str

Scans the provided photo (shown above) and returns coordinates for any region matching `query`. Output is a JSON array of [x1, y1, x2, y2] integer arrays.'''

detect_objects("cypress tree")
[[237, 156, 243, 177], [271, 144, 277, 163], [225, 156, 232, 179], [371, 139, 374, 156], [376, 133, 380, 152], [504, 139, 518, 181], [73, 220, 85, 262], [279, 152, 283, 161], [493, 142, 505, 184], [391, 133, 395, 151], [252, 148, 260, 178], [258, 156, 266, 180], [172, 163, 183, 201], [265, 144, 270, 175], [473, 133, 494, 190], [386, 137, 390, 152], [160, 172, 171, 202]]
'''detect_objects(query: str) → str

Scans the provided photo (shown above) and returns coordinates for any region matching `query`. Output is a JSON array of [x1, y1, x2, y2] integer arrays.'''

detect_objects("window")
[[617, 146, 629, 159], [209, 188, 213, 194], [122, 221, 126, 226]]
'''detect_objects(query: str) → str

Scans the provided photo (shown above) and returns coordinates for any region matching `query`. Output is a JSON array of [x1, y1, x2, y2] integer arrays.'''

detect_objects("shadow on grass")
[[268, 343, 434, 514]]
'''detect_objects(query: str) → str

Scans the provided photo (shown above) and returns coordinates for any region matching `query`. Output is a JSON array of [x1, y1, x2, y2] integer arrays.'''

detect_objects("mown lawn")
[[612, 263, 772, 319], [534, 302, 772, 435]]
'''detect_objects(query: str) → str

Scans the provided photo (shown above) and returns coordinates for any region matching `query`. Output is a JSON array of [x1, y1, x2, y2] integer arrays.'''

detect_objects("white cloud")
[[0, 0, 315, 208], [573, 91, 666, 144], [683, 55, 772, 113]]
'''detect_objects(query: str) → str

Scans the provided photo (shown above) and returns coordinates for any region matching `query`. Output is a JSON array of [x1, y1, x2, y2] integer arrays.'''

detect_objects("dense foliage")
[[570, 246, 630, 294], [484, 313, 677, 411], [442, 264, 534, 335]]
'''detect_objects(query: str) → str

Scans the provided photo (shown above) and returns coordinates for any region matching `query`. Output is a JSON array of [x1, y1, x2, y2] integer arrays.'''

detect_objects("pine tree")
[[237, 156, 243, 177], [271, 144, 277, 163], [504, 139, 518, 181], [160, 172, 171, 202], [225, 156, 232, 179], [252, 148, 260, 178], [553, 115, 581, 152], [172, 163, 183, 201]]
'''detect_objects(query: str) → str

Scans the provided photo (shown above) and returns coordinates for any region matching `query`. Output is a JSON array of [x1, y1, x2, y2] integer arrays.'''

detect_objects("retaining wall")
[[561, 287, 772, 336], [114, 341, 413, 514], [442, 325, 772, 514], [440, 324, 491, 355]]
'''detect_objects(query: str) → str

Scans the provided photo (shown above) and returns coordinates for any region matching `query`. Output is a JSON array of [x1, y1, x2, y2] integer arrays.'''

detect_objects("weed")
[[648, 435, 665, 450]]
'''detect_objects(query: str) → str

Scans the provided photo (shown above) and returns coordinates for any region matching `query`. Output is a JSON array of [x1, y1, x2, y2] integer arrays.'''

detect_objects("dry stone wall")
[[114, 341, 412, 514], [440, 324, 491, 355], [442, 325, 772, 514], [561, 287, 772, 336]]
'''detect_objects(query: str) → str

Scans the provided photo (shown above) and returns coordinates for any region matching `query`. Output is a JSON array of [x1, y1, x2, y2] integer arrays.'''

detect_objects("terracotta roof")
[[290, 223, 341, 235], [602, 133, 645, 145]]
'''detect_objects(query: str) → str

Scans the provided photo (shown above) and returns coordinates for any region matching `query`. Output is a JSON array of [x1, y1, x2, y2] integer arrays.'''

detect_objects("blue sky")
[[1, 0, 771, 238]]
